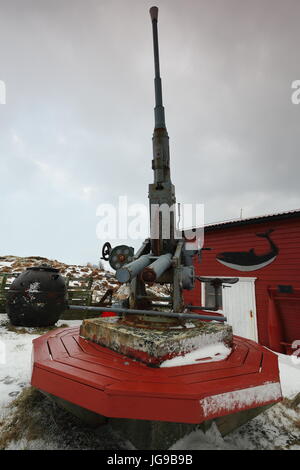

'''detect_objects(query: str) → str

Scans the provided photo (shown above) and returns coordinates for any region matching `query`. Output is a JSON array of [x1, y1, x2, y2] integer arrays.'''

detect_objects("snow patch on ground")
[[0, 330, 38, 409], [277, 352, 300, 398], [0, 316, 81, 410], [171, 422, 238, 450], [0, 261, 14, 268]]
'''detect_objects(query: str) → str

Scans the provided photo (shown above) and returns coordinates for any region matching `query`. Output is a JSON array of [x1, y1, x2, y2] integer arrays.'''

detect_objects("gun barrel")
[[116, 255, 152, 283], [150, 6, 165, 129], [70, 304, 227, 323], [149, 6, 158, 21], [141, 253, 172, 283]]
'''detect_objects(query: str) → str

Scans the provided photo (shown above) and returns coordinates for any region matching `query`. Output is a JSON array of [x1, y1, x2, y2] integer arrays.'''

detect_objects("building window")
[[203, 282, 223, 310]]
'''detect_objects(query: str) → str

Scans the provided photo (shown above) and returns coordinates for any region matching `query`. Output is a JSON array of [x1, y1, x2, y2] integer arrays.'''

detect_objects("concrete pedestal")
[[80, 317, 232, 366]]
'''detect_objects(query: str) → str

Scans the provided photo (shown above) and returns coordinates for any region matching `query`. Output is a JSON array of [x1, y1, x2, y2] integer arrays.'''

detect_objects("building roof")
[[204, 209, 300, 232]]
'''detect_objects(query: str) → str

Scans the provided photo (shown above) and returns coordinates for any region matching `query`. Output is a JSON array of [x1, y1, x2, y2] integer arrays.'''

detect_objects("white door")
[[223, 277, 258, 341], [202, 277, 258, 341]]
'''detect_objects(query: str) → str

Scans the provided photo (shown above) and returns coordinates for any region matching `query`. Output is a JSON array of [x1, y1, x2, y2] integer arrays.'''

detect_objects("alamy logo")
[[96, 196, 204, 247], [0, 80, 6, 104]]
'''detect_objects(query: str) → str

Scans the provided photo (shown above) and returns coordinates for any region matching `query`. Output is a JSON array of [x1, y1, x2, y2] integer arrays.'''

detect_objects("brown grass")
[[0, 386, 127, 450], [0, 387, 45, 449], [282, 392, 300, 410], [281, 393, 300, 438], [294, 419, 300, 430]]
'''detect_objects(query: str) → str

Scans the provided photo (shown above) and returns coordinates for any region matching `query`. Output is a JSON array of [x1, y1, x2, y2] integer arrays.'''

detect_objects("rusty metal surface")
[[120, 314, 182, 330]]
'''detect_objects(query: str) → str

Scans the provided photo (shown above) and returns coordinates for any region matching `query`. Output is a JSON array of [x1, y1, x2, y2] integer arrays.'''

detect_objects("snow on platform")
[[160, 342, 231, 367]]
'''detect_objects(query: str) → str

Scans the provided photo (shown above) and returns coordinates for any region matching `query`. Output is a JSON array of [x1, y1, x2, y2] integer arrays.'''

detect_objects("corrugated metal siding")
[[184, 217, 300, 346]]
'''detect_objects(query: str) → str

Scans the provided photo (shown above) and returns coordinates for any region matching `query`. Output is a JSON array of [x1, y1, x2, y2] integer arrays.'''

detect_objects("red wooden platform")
[[31, 327, 282, 423]]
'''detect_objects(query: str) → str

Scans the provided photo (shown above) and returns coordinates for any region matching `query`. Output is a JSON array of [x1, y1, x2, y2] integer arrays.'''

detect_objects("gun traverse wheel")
[[109, 245, 134, 270]]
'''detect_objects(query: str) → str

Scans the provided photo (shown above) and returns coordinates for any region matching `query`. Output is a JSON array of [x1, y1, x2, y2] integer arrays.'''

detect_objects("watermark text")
[[291, 80, 300, 104], [0, 80, 6, 104], [96, 196, 204, 248]]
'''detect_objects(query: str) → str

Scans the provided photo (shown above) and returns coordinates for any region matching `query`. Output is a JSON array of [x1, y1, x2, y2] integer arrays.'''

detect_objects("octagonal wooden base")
[[31, 326, 282, 425]]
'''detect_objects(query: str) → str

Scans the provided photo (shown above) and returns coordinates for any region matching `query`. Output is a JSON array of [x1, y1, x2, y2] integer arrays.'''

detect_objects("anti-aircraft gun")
[[29, 8, 281, 438], [101, 7, 238, 324]]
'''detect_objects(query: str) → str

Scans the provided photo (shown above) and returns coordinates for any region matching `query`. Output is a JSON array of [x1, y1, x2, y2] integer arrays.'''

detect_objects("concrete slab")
[[80, 317, 233, 366]]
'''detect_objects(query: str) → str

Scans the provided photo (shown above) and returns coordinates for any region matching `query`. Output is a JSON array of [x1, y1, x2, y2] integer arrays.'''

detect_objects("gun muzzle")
[[141, 253, 172, 283], [150, 6, 158, 21], [116, 255, 152, 283]]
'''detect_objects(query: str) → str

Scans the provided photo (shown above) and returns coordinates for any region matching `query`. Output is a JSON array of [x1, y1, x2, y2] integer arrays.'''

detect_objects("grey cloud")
[[0, 0, 299, 264]]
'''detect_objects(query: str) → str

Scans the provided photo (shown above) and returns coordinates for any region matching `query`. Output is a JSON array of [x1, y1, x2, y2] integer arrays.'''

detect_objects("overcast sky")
[[0, 0, 299, 265]]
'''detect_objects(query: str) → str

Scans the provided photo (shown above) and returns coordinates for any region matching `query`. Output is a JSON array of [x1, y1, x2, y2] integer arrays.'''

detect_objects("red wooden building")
[[184, 209, 300, 354]]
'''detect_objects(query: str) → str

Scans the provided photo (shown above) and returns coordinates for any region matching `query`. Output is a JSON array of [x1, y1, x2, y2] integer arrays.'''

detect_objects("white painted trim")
[[200, 276, 258, 341], [250, 279, 258, 342]]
